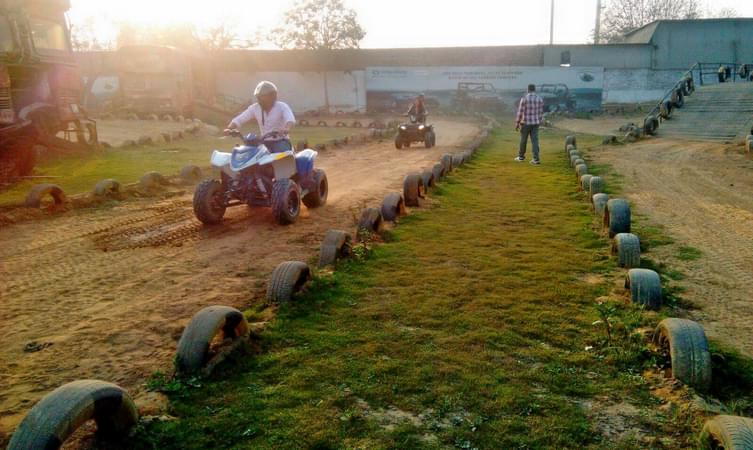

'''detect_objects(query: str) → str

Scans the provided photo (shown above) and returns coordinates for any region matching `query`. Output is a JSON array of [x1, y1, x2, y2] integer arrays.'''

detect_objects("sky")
[[68, 0, 753, 48]]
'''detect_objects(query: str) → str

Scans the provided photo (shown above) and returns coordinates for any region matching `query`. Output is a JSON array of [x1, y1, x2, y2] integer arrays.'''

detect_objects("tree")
[[192, 20, 258, 51], [272, 0, 366, 50], [708, 7, 739, 18], [600, 0, 701, 43], [115, 20, 256, 51], [70, 17, 115, 51]]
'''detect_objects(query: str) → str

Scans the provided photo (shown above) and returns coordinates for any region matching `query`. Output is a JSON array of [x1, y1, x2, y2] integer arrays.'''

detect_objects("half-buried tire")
[[421, 170, 436, 190], [358, 207, 384, 234], [612, 233, 641, 268], [403, 174, 425, 207], [452, 154, 463, 168], [318, 230, 353, 268], [604, 198, 631, 237], [575, 164, 588, 179], [565, 144, 576, 156], [568, 149, 581, 159], [580, 174, 593, 192], [589, 176, 604, 196], [7, 380, 138, 450], [432, 163, 443, 182], [266, 261, 311, 303], [25, 184, 66, 208], [701, 415, 753, 450], [565, 135, 577, 151], [180, 165, 202, 184], [592, 193, 608, 216], [381, 192, 406, 222], [175, 305, 249, 376], [653, 318, 711, 390], [569, 155, 580, 167], [441, 154, 453, 174], [93, 179, 121, 198], [625, 268, 662, 310], [139, 171, 167, 191]]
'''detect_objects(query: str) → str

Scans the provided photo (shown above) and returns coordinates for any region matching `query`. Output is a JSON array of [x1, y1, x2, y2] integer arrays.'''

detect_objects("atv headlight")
[[418, 125, 425, 130], [399, 126, 406, 130]]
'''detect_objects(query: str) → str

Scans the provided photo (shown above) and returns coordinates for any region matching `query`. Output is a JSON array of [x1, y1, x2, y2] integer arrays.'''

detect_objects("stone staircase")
[[657, 82, 753, 142]]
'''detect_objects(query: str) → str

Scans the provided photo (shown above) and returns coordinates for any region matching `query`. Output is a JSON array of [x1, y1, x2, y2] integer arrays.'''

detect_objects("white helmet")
[[254, 81, 278, 99]]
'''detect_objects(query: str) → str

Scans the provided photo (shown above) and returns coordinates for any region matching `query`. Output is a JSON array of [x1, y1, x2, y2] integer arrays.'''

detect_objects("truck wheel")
[[612, 233, 641, 268], [653, 318, 711, 390], [701, 415, 753, 449], [25, 184, 66, 208], [7, 380, 138, 450], [302, 169, 328, 208], [381, 192, 406, 221], [604, 199, 631, 237], [318, 230, 353, 268], [625, 268, 662, 310], [175, 305, 249, 376], [271, 178, 301, 225], [403, 174, 424, 207], [266, 261, 311, 303], [193, 179, 226, 225]]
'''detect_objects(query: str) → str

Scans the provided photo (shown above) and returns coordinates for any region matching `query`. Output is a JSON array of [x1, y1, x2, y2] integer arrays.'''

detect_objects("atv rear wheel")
[[193, 179, 227, 225], [303, 169, 328, 208], [272, 178, 301, 225]]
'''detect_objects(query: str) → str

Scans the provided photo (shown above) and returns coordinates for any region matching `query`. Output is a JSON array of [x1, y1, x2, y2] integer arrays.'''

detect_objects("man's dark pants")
[[518, 124, 540, 161]]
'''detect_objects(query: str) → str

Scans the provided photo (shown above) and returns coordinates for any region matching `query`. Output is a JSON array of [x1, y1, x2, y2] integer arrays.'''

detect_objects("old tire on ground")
[[452, 154, 463, 168], [266, 261, 311, 303], [180, 165, 202, 183], [653, 318, 711, 390], [644, 115, 659, 136], [565, 135, 577, 150], [592, 193, 609, 216], [302, 169, 328, 208], [299, 119, 309, 126], [432, 163, 444, 182], [421, 170, 436, 189], [317, 120, 328, 127], [193, 179, 227, 225], [604, 198, 631, 237], [568, 149, 581, 159], [381, 192, 406, 222], [575, 164, 588, 179], [580, 174, 593, 191], [7, 380, 138, 450], [25, 184, 66, 208], [701, 415, 753, 449], [403, 173, 425, 207], [625, 268, 662, 310], [565, 143, 576, 156], [358, 207, 384, 234], [573, 158, 585, 167], [271, 178, 301, 225], [441, 154, 453, 174], [93, 179, 121, 197], [318, 230, 353, 268], [612, 233, 641, 268], [139, 171, 167, 191], [589, 176, 604, 196], [569, 155, 580, 167], [175, 305, 249, 376]]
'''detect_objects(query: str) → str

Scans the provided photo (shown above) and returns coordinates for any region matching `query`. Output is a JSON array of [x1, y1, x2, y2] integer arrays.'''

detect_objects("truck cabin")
[[117, 45, 193, 116]]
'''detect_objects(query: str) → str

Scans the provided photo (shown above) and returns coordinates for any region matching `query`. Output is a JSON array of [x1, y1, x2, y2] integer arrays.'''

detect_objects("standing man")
[[514, 84, 545, 165]]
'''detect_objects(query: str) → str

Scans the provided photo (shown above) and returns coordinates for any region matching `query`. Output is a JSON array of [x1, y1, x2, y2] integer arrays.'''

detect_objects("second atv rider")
[[225, 81, 296, 152], [407, 94, 428, 124]]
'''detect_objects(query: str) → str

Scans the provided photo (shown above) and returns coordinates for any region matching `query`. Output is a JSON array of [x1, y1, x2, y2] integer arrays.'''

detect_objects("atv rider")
[[407, 94, 428, 124], [225, 81, 296, 153]]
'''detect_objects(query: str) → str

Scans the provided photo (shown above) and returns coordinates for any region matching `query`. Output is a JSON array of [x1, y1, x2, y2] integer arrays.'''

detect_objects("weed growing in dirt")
[[676, 246, 703, 262]]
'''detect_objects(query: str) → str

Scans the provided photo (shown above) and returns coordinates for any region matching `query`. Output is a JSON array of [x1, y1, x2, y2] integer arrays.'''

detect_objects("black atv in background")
[[395, 114, 436, 149]]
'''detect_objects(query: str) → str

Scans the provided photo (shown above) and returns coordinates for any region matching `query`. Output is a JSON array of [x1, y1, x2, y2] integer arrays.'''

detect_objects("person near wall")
[[738, 64, 749, 81], [514, 84, 545, 165], [718, 65, 727, 83]]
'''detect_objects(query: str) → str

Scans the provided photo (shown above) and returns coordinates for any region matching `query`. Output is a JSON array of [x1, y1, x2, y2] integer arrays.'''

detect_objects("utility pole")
[[549, 0, 555, 45], [594, 0, 603, 44]]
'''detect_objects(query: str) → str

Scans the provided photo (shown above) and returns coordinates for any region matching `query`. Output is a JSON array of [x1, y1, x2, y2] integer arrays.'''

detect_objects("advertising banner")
[[366, 66, 604, 114]]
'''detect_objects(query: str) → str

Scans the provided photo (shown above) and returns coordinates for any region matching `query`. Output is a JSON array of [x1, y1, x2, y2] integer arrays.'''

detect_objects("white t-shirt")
[[231, 101, 296, 139]]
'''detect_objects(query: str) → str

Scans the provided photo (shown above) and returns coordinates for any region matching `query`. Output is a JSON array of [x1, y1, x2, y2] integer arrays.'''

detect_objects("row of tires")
[[641, 74, 695, 138], [6, 126, 492, 450], [22, 166, 204, 209], [100, 113, 200, 124], [297, 119, 400, 130], [108, 122, 210, 149], [565, 135, 753, 449]]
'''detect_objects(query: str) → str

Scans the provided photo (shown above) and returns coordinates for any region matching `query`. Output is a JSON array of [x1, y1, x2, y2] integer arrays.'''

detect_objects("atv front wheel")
[[272, 178, 301, 225], [193, 179, 227, 225], [303, 169, 328, 208], [425, 131, 436, 148], [394, 136, 403, 149]]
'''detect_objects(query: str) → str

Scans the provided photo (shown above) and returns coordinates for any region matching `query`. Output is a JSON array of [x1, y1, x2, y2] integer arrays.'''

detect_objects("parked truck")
[[0, 0, 97, 183]]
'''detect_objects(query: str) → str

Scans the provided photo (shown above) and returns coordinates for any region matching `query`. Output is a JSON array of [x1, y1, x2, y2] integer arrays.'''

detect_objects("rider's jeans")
[[265, 139, 293, 153]]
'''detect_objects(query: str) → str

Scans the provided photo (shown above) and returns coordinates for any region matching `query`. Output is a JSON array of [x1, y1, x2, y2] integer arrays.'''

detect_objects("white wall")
[[603, 69, 684, 104], [215, 71, 366, 113]]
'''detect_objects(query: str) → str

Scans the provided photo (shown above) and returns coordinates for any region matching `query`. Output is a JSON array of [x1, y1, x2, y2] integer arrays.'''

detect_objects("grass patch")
[[0, 127, 365, 206], [676, 246, 702, 262], [129, 128, 698, 449]]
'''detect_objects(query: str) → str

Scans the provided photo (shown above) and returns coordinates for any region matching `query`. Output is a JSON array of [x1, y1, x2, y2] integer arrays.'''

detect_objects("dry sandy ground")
[[554, 115, 644, 136], [96, 119, 199, 145], [588, 137, 753, 358], [0, 119, 479, 441]]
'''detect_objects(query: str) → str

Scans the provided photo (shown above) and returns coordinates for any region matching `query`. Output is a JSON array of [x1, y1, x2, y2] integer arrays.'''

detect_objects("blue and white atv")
[[193, 131, 328, 225]]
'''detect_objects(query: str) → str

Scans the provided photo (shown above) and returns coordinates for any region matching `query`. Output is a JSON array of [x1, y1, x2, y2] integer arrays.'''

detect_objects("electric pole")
[[549, 0, 555, 45], [594, 0, 603, 44]]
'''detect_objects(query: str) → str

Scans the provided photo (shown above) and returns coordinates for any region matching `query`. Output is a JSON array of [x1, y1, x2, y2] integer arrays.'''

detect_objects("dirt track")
[[588, 138, 753, 358], [0, 119, 479, 439]]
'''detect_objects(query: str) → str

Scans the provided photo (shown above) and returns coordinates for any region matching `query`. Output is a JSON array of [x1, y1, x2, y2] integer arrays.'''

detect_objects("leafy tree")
[[272, 0, 366, 50], [114, 21, 256, 51], [600, 0, 701, 43], [70, 17, 114, 51]]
